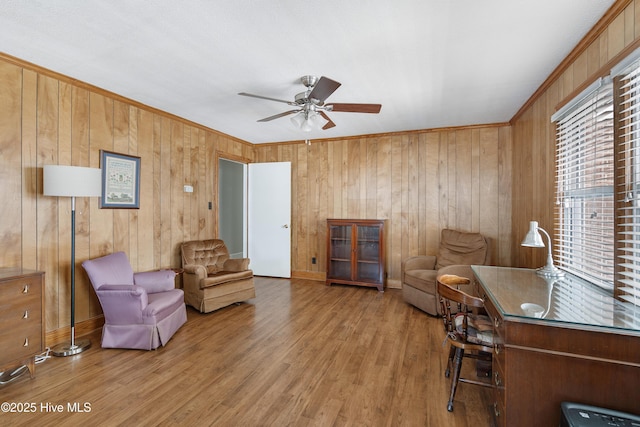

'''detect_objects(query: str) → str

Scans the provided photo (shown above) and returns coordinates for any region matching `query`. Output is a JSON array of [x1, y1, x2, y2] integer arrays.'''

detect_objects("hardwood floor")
[[1, 278, 493, 426]]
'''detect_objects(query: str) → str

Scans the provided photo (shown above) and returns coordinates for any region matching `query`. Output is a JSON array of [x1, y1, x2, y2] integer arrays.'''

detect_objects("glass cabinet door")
[[355, 225, 381, 283], [329, 224, 352, 280]]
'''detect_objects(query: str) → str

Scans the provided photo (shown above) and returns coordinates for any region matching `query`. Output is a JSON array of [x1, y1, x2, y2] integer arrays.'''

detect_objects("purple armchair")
[[82, 252, 187, 350]]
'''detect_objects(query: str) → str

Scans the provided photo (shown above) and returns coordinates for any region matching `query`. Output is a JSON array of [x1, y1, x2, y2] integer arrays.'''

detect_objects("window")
[[614, 60, 640, 307], [553, 54, 640, 308], [553, 80, 615, 290]]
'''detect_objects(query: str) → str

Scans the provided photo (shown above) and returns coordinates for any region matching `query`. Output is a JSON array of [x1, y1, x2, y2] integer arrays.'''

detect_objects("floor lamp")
[[44, 165, 102, 357]]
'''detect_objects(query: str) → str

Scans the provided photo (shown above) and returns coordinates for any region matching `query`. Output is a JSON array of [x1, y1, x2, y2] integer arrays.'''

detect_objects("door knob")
[[282, 224, 289, 228]]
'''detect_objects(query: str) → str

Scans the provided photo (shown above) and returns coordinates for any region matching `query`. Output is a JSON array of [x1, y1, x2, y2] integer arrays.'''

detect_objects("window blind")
[[555, 82, 615, 290], [615, 61, 640, 307]]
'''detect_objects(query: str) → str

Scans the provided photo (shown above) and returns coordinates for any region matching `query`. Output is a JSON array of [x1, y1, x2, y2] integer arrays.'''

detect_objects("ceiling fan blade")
[[257, 110, 300, 122], [238, 92, 294, 105], [327, 103, 382, 113], [319, 111, 336, 130], [308, 76, 341, 103]]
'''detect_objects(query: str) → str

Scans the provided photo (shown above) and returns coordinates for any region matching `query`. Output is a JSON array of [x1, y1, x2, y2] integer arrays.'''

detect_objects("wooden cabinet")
[[473, 266, 640, 427], [326, 219, 385, 291], [0, 268, 45, 379]]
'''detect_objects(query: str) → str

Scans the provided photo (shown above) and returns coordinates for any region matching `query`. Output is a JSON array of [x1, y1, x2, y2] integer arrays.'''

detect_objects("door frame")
[[215, 152, 251, 254]]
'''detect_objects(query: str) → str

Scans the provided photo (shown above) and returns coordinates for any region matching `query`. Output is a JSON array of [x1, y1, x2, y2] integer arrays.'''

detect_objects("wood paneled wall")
[[510, 0, 637, 268], [254, 126, 513, 286], [0, 54, 255, 335]]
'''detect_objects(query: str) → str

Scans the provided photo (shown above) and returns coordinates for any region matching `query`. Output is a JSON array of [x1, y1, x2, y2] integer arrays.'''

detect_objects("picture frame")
[[99, 150, 141, 209]]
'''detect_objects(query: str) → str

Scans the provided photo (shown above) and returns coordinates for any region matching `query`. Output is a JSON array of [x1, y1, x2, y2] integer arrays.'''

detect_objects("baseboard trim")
[[291, 271, 401, 289], [386, 279, 401, 289], [291, 271, 326, 281], [46, 316, 104, 348]]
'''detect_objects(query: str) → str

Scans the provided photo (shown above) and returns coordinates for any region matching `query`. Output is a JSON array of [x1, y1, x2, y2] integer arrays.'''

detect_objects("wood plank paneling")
[[255, 126, 512, 287], [0, 61, 23, 269], [36, 74, 61, 332], [137, 108, 155, 271], [22, 69, 38, 270]]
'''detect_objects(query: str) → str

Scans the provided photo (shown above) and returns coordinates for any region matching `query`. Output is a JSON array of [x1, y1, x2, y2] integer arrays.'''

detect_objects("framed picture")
[[99, 150, 141, 209]]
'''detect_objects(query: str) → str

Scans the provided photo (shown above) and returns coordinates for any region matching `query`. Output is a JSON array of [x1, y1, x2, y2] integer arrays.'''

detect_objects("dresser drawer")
[[0, 276, 41, 299], [0, 293, 41, 325], [1, 324, 42, 362]]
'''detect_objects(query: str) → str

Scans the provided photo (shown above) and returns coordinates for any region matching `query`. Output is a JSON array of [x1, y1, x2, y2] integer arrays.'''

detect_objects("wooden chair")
[[437, 274, 493, 412]]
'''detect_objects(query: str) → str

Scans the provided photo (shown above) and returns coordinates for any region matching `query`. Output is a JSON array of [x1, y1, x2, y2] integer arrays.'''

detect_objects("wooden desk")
[[472, 266, 640, 427]]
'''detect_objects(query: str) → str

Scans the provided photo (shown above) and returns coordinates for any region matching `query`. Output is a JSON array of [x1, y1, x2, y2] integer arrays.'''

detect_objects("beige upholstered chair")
[[401, 229, 490, 316], [180, 239, 255, 313]]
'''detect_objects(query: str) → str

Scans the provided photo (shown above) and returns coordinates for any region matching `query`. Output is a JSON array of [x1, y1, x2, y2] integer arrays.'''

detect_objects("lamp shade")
[[290, 112, 305, 128], [44, 165, 102, 197], [521, 221, 545, 247]]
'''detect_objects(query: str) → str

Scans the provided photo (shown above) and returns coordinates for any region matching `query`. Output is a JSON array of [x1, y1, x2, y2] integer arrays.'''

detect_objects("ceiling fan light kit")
[[239, 75, 382, 134], [291, 110, 326, 132]]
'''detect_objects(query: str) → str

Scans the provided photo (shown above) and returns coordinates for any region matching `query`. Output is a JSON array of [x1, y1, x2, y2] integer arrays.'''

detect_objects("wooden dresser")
[[0, 268, 45, 379], [472, 266, 640, 427]]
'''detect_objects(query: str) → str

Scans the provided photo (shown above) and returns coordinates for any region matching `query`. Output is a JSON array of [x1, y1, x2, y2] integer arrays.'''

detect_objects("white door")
[[248, 162, 291, 277]]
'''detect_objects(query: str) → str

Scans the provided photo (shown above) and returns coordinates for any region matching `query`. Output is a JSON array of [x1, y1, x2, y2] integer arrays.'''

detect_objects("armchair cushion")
[[453, 313, 494, 346], [181, 239, 229, 274], [200, 269, 254, 288], [435, 229, 489, 269], [84, 251, 134, 288]]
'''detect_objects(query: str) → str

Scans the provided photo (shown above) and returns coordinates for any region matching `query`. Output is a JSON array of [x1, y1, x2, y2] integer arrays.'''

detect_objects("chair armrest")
[[222, 258, 250, 272], [133, 270, 176, 293], [183, 264, 208, 279], [437, 264, 477, 296], [402, 255, 437, 272], [96, 284, 148, 323]]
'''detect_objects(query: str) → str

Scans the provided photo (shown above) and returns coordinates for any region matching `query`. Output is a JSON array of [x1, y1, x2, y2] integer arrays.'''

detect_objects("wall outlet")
[[183, 185, 193, 193], [208, 201, 212, 210], [311, 257, 316, 264]]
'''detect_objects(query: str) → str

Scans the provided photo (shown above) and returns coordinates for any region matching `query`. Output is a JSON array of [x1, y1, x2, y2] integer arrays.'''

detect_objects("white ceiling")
[[0, 0, 615, 144]]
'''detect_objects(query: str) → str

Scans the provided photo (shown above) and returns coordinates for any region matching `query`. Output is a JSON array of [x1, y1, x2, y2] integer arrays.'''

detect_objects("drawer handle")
[[23, 310, 29, 319], [494, 317, 501, 328], [494, 371, 502, 386], [494, 343, 500, 354], [22, 284, 30, 293], [493, 402, 501, 418], [23, 338, 29, 347]]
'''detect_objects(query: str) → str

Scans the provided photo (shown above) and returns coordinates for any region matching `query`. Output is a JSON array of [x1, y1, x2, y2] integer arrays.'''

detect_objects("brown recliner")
[[181, 239, 256, 313], [401, 229, 490, 316]]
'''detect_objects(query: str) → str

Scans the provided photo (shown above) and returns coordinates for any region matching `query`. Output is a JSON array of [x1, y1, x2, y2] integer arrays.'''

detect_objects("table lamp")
[[521, 220, 565, 278], [44, 165, 102, 356]]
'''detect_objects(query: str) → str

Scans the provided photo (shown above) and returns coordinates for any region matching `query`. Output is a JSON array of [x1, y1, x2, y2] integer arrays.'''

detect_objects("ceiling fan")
[[238, 75, 382, 131]]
